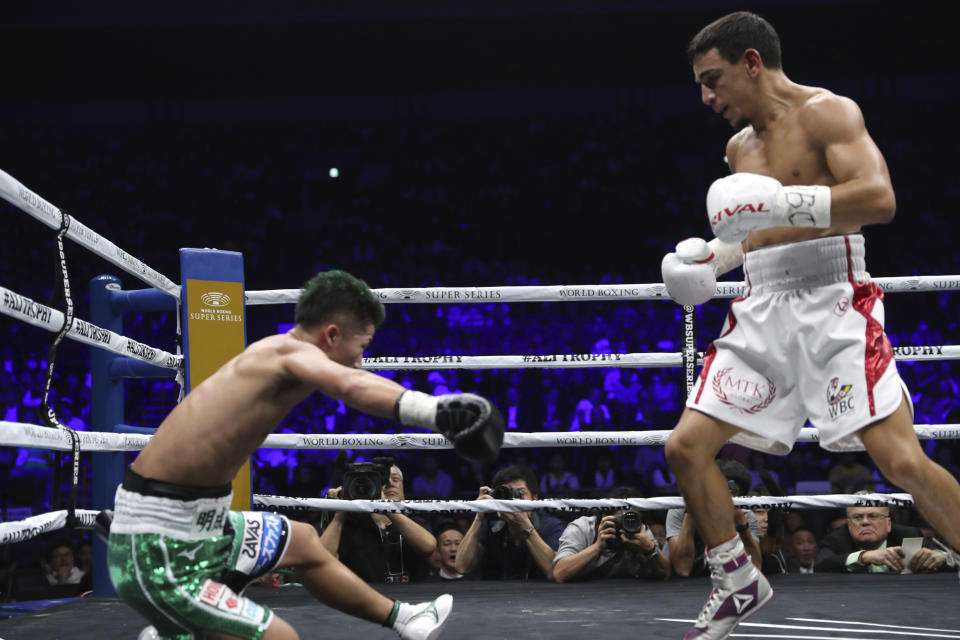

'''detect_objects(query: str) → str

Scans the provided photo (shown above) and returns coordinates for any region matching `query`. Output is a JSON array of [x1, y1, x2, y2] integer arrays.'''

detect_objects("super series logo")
[[189, 290, 242, 322]]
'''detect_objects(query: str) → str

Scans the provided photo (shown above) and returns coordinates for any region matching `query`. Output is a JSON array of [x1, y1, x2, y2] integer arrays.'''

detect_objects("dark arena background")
[[2, 1, 960, 638]]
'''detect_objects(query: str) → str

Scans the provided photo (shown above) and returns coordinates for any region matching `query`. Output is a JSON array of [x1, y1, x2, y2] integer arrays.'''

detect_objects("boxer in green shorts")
[[105, 270, 505, 639]]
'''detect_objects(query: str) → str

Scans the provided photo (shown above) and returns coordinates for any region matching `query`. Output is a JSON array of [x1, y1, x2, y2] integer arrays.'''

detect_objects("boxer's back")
[[131, 333, 315, 486]]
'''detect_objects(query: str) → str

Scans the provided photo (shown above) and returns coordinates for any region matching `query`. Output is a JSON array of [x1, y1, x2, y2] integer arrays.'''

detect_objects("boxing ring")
[[2, 166, 960, 639]]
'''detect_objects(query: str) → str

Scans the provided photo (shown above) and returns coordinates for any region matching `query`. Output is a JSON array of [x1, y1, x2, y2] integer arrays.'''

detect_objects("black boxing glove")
[[395, 390, 504, 462]]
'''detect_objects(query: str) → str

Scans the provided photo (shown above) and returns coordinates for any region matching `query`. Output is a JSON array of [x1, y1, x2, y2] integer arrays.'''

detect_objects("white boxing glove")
[[661, 238, 717, 306], [707, 172, 831, 243]]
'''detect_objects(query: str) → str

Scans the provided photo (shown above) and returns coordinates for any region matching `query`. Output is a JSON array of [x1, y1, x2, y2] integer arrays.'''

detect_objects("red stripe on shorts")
[[695, 266, 751, 404], [845, 236, 892, 416]]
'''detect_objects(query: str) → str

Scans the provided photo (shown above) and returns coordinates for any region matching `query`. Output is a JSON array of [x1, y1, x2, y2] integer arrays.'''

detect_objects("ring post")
[[179, 249, 249, 509], [90, 274, 124, 595]]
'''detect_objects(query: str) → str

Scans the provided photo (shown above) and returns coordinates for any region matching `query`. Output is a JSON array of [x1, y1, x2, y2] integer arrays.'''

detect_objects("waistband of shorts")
[[123, 466, 232, 500], [743, 234, 870, 293], [112, 469, 233, 539]]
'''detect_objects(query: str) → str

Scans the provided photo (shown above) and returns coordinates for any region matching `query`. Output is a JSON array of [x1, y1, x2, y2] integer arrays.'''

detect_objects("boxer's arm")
[[284, 347, 402, 419], [804, 94, 896, 226]]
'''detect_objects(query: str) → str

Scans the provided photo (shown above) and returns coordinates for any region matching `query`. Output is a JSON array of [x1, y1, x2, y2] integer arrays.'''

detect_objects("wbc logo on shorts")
[[827, 377, 854, 420]]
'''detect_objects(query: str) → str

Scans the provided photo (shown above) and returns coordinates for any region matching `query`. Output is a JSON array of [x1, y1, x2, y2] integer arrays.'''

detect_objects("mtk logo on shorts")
[[827, 377, 854, 420], [711, 368, 776, 414]]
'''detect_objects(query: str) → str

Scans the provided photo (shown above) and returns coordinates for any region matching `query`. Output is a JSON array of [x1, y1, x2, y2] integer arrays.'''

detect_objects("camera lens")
[[492, 485, 516, 500], [620, 511, 643, 533]]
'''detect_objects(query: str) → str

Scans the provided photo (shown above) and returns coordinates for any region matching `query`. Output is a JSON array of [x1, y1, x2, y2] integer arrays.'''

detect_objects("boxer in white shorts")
[[687, 233, 912, 455], [658, 11, 960, 640]]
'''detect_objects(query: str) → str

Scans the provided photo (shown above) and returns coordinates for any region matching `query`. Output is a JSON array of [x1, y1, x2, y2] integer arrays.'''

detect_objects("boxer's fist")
[[707, 173, 831, 242], [436, 393, 504, 462], [661, 238, 717, 306], [707, 173, 782, 242], [396, 390, 504, 461]]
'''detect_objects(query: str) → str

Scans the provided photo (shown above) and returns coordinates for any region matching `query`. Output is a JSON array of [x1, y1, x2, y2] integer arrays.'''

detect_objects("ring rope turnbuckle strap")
[[40, 208, 81, 528]]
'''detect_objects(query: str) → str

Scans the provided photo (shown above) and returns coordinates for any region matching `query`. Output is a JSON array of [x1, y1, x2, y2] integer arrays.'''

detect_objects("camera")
[[341, 457, 395, 500], [611, 510, 644, 534], [491, 484, 525, 500]]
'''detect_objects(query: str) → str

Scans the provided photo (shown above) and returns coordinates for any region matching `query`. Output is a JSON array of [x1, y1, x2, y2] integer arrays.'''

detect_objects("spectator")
[[43, 538, 85, 586], [538, 386, 565, 431], [76, 538, 94, 576], [57, 397, 87, 431], [570, 387, 611, 431], [589, 452, 620, 492], [320, 462, 437, 583], [816, 502, 954, 573], [429, 523, 468, 581], [540, 453, 580, 497], [783, 527, 818, 573], [503, 386, 522, 431], [455, 464, 564, 580], [553, 487, 670, 582], [603, 369, 643, 426], [828, 453, 876, 495], [749, 501, 787, 575], [411, 454, 454, 499]]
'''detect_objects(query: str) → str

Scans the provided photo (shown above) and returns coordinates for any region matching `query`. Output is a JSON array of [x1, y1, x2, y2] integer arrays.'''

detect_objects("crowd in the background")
[[2, 93, 959, 599]]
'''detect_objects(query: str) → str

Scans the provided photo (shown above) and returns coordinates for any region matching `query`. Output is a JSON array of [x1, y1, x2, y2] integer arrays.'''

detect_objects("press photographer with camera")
[[455, 464, 564, 580], [666, 459, 762, 577], [320, 458, 438, 583], [553, 487, 670, 582]]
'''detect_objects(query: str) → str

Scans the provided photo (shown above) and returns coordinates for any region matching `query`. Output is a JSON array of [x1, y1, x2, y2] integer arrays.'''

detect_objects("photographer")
[[320, 459, 437, 583], [666, 458, 762, 577], [553, 487, 670, 582], [455, 464, 564, 580]]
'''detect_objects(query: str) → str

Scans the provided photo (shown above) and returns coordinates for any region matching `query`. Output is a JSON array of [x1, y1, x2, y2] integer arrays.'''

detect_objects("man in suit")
[[816, 504, 953, 572]]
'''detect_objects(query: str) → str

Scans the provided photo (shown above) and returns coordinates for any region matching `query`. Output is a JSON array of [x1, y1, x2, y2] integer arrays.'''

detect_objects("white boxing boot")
[[391, 594, 453, 640], [684, 535, 772, 640]]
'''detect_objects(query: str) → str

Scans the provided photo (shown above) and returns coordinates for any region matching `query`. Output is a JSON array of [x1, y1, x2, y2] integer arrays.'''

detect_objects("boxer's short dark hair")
[[296, 269, 385, 329], [687, 11, 782, 69]]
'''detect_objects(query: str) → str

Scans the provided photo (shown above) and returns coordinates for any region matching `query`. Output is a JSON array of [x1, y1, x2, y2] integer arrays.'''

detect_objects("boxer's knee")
[[874, 446, 928, 490]]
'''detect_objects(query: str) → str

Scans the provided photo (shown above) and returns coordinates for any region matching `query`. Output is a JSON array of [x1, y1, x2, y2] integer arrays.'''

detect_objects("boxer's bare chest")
[[732, 114, 833, 187]]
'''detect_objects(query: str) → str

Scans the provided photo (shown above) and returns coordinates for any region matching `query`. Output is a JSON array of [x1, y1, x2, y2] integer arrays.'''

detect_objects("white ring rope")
[[245, 275, 960, 306], [252, 493, 916, 515], [1, 168, 179, 299], [0, 509, 98, 545], [0, 493, 914, 545], [3, 423, 959, 452], [362, 345, 960, 370], [0, 284, 183, 370]]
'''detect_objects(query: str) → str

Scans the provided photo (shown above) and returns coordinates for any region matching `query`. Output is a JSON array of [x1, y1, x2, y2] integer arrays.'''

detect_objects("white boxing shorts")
[[686, 233, 912, 454]]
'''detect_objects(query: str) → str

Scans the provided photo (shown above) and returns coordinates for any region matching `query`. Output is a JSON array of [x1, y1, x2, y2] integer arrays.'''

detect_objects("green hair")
[[294, 270, 385, 329]]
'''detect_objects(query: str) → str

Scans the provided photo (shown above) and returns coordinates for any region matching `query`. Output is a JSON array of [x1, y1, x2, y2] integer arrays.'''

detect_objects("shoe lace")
[[694, 566, 728, 627]]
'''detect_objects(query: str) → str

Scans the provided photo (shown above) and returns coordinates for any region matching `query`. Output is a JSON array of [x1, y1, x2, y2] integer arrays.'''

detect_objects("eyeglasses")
[[847, 513, 890, 522]]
